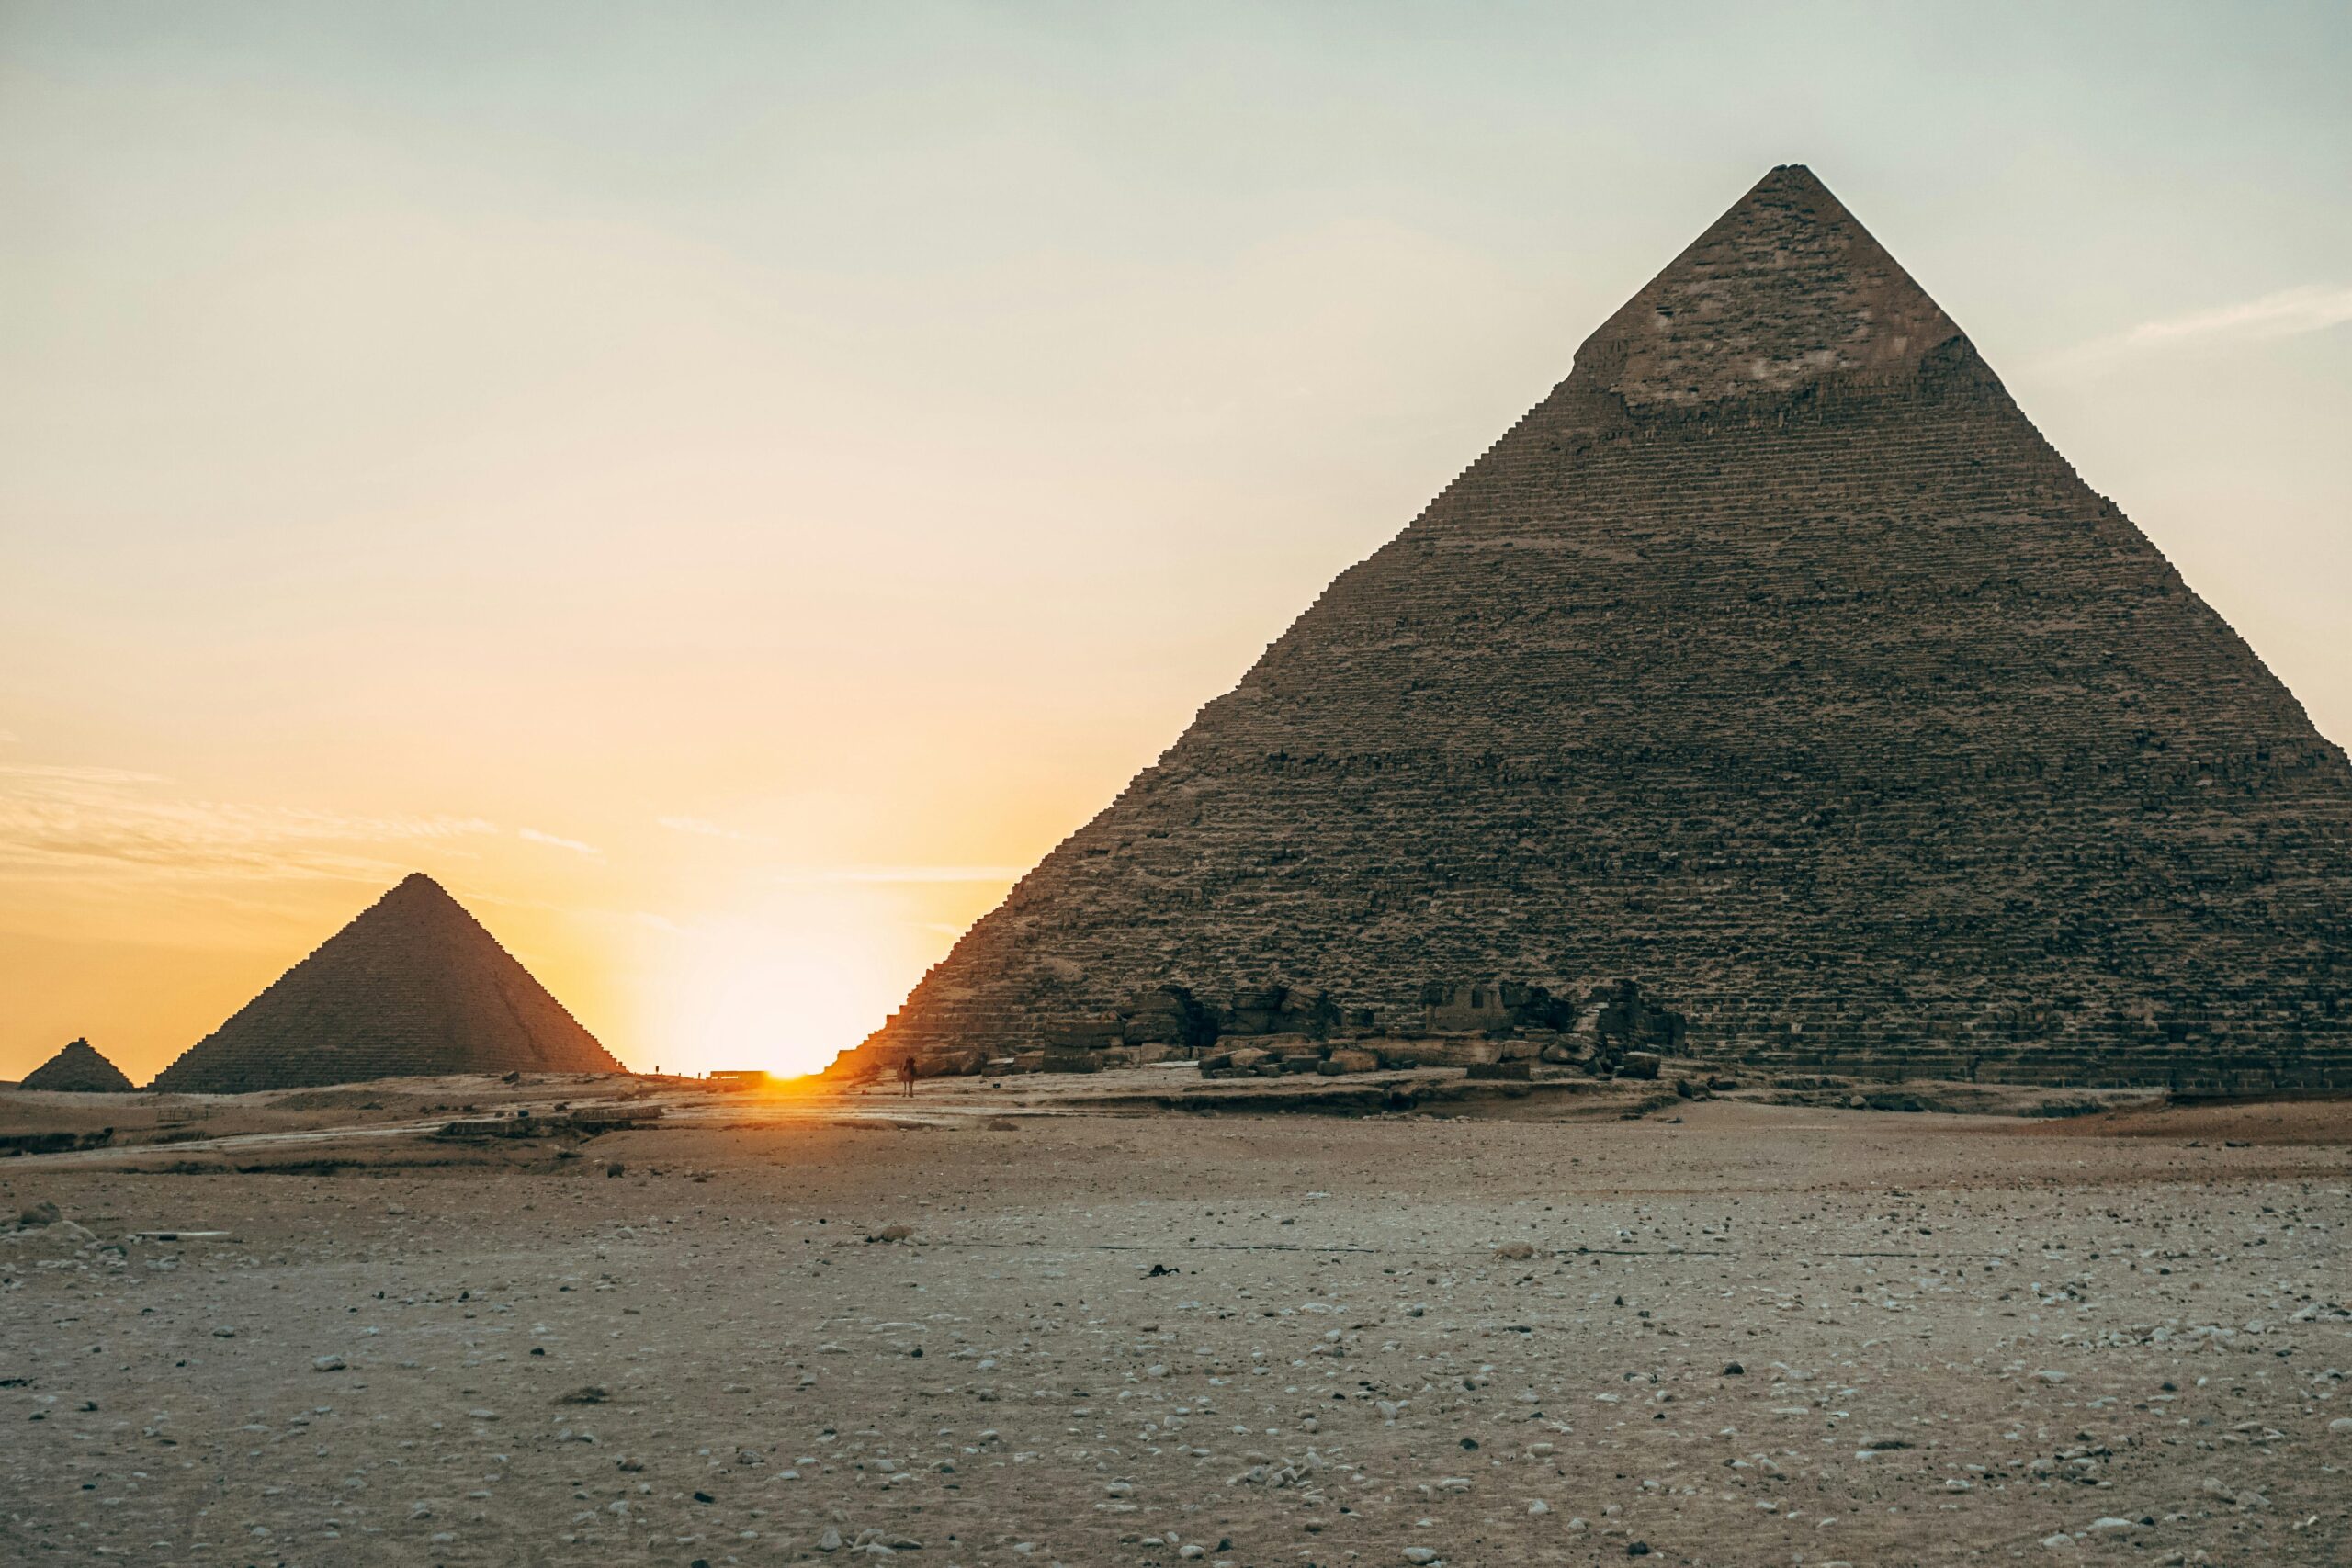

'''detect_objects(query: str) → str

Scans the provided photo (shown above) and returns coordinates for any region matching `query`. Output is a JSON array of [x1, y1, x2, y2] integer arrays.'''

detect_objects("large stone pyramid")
[[855, 165, 2352, 1091], [860, 162, 2352, 1090], [151, 874, 624, 1092], [19, 1039, 135, 1093]]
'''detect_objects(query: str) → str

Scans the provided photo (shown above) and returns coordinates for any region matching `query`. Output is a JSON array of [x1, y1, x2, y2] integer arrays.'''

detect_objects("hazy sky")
[[4, 2, 2347, 1080]]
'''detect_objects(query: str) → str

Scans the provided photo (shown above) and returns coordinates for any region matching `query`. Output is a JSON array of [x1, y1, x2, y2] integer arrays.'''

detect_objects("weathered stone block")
[[1044, 1016, 1123, 1051], [1374, 1038, 1502, 1069]]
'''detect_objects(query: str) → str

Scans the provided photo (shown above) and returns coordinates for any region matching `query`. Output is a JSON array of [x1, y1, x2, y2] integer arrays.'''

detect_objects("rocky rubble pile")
[[1195, 979, 1683, 1083], [835, 977, 1687, 1083]]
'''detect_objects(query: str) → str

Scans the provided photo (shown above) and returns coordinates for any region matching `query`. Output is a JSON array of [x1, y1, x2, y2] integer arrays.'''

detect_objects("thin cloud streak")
[[2036, 284, 2352, 373], [519, 827, 602, 856], [657, 815, 772, 844], [0, 763, 502, 883], [662, 820, 1029, 886], [0, 762, 168, 785], [2122, 284, 2352, 346], [775, 865, 1028, 885]]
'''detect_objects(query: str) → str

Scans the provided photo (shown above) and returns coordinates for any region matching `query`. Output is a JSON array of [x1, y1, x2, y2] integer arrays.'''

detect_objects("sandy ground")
[[2, 1078, 2347, 1567]]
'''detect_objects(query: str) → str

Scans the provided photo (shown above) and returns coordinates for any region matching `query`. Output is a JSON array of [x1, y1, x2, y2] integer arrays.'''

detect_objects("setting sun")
[[639, 893, 994, 1080]]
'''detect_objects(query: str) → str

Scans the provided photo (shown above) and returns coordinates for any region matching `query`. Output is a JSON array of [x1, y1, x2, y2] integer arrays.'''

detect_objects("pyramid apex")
[[1569, 164, 1967, 411], [379, 871, 462, 910]]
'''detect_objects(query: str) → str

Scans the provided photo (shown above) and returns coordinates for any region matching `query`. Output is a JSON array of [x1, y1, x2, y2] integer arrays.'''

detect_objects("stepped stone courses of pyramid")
[[855, 165, 2352, 1090], [19, 1039, 135, 1093], [150, 874, 624, 1093]]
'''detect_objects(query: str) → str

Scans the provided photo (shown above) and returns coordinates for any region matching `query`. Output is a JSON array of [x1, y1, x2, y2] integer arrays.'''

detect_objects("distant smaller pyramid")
[[20, 1039, 135, 1093], [150, 874, 626, 1093]]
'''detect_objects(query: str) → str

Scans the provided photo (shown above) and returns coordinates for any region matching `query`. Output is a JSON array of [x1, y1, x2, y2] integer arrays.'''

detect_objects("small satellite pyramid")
[[856, 164, 2352, 1090], [20, 1038, 135, 1092], [151, 874, 624, 1092]]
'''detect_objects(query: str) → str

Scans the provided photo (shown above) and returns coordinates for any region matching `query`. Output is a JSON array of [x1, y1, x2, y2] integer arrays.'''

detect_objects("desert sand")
[[3, 1073, 2347, 1566]]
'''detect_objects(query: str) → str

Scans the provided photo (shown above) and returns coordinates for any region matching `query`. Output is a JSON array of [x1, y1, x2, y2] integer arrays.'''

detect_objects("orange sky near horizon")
[[4, 6, 2347, 1084]]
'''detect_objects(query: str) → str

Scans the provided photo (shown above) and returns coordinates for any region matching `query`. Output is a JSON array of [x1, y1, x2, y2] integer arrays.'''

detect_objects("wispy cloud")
[[658, 815, 771, 844], [2038, 284, 2352, 374], [0, 763, 500, 883], [2121, 285, 2352, 347], [518, 827, 602, 857], [0, 729, 19, 746], [777, 864, 1028, 885], [659, 817, 1023, 884], [0, 761, 165, 785]]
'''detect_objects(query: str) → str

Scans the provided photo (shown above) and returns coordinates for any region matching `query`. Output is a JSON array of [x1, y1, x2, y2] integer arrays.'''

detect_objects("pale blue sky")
[[2, 2, 2346, 1077]]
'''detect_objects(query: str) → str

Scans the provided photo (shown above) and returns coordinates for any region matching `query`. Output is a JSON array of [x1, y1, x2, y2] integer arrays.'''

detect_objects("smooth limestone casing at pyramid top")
[[150, 874, 623, 1093], [853, 165, 2352, 1090]]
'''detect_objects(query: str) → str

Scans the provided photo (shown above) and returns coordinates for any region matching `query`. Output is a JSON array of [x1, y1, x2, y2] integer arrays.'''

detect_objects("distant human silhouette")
[[899, 1053, 917, 1099]]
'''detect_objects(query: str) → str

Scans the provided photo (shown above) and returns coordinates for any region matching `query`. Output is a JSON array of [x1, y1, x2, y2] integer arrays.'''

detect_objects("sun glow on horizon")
[[639, 898, 976, 1080]]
